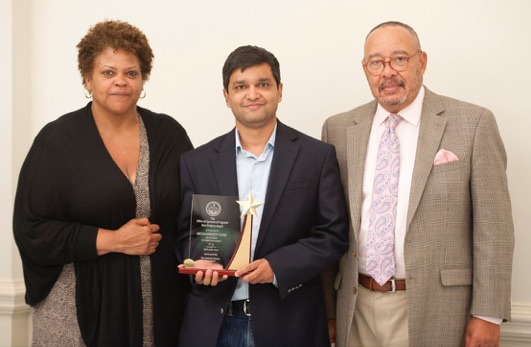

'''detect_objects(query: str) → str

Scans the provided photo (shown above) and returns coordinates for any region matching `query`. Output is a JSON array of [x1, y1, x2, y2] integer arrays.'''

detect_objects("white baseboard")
[[0, 278, 30, 315], [0, 278, 31, 347], [501, 302, 531, 346]]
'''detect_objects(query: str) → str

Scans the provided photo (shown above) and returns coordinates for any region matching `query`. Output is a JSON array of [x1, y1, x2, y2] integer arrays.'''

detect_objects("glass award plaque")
[[179, 193, 263, 276]]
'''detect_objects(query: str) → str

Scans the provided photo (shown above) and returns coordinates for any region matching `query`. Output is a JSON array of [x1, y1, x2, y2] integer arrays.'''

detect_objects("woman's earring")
[[140, 89, 146, 99], [84, 89, 92, 99]]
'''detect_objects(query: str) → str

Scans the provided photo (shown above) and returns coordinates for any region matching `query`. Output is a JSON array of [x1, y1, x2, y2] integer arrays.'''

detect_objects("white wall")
[[3, 0, 530, 345], [1, 0, 32, 346]]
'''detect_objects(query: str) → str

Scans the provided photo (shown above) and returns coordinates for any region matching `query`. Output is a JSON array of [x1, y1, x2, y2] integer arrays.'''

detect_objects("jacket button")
[[220, 308, 224, 314], [352, 252, 357, 258], [352, 287, 357, 295]]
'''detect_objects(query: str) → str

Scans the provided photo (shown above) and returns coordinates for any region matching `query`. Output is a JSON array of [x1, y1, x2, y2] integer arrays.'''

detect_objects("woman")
[[13, 20, 193, 346]]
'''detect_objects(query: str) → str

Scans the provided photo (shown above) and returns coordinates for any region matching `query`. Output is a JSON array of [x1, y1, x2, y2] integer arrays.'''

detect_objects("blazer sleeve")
[[470, 109, 514, 320]]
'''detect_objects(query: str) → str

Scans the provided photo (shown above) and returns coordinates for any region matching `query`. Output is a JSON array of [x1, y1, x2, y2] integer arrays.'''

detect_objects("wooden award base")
[[178, 267, 237, 276]]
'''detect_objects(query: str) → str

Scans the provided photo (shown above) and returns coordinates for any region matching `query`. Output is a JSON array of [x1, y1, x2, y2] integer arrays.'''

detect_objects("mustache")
[[379, 79, 405, 92]]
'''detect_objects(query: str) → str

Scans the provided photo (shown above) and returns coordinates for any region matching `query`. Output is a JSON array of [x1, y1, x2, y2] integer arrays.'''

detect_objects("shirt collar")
[[374, 85, 424, 128], [235, 122, 277, 155]]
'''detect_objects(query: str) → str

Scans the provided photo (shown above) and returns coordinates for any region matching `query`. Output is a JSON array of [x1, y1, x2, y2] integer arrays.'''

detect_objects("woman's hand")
[[97, 218, 161, 256]]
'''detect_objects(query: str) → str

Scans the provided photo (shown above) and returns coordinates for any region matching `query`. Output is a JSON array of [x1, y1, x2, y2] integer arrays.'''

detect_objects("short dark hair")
[[367, 21, 422, 50], [222, 45, 281, 92], [76, 20, 154, 86]]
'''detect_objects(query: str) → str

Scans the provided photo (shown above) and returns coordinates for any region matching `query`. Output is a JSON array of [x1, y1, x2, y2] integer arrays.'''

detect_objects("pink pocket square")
[[434, 149, 459, 165]]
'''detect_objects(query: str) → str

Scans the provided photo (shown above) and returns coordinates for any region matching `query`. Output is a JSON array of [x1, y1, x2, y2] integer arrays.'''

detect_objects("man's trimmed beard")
[[378, 73, 422, 108], [378, 92, 408, 107]]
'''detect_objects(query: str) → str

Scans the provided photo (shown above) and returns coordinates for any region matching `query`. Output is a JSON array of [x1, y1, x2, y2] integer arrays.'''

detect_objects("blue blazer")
[[175, 120, 349, 347]]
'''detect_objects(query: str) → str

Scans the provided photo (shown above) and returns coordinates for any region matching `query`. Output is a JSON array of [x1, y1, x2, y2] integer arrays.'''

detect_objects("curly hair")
[[76, 20, 154, 85]]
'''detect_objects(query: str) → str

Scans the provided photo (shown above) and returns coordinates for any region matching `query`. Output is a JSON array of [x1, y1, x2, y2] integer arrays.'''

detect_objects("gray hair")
[[366, 21, 422, 50]]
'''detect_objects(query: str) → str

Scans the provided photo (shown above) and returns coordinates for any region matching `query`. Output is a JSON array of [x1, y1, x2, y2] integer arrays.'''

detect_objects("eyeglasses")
[[363, 51, 422, 76]]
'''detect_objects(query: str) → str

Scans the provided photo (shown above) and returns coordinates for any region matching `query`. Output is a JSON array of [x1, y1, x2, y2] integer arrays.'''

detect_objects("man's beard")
[[377, 74, 422, 107], [378, 92, 408, 107]]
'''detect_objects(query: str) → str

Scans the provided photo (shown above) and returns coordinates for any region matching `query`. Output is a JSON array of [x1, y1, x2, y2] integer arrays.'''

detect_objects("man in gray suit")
[[322, 21, 514, 347]]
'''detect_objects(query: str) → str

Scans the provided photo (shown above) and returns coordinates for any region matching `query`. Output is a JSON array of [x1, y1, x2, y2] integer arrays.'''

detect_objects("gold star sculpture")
[[236, 193, 264, 218]]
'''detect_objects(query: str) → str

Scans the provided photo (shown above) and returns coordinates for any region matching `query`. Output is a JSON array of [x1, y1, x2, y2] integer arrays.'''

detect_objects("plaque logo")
[[205, 201, 221, 217]]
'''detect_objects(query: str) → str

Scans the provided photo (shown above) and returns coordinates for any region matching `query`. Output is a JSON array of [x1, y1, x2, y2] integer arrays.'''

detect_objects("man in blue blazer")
[[175, 45, 348, 347]]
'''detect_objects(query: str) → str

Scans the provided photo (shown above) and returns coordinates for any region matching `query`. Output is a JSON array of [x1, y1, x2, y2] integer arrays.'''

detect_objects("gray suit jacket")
[[321, 88, 514, 347]]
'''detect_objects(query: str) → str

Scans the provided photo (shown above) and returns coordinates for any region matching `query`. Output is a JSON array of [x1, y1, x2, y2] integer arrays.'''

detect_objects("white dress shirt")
[[359, 87, 423, 279]]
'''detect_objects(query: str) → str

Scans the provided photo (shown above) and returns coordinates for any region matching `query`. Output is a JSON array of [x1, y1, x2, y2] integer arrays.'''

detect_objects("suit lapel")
[[406, 89, 447, 228], [346, 106, 375, 242], [213, 129, 239, 197], [255, 121, 300, 251]]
